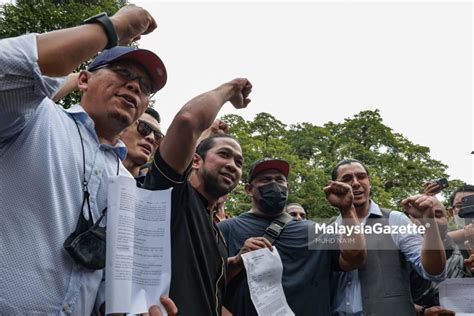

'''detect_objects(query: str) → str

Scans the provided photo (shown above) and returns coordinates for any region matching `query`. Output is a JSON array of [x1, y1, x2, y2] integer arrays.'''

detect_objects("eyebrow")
[[219, 147, 243, 161]]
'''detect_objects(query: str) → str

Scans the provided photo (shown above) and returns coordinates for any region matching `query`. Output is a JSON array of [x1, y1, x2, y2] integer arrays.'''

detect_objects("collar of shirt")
[[65, 104, 128, 160]]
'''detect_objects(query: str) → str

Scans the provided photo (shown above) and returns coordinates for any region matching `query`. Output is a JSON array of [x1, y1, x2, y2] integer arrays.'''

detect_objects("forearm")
[[37, 24, 108, 77], [226, 256, 244, 283], [339, 208, 366, 270], [52, 73, 80, 102], [421, 223, 446, 275], [159, 84, 237, 173], [447, 228, 467, 244], [177, 84, 236, 134]]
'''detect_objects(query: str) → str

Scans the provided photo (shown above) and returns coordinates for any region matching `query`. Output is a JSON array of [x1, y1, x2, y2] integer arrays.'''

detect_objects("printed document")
[[439, 278, 474, 315], [106, 176, 172, 315]]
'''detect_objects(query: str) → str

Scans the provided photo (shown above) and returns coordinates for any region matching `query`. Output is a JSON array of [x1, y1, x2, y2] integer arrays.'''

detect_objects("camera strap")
[[263, 212, 293, 245]]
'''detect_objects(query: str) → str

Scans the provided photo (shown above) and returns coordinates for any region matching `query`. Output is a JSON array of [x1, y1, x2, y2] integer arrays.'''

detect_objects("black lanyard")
[[72, 116, 119, 223]]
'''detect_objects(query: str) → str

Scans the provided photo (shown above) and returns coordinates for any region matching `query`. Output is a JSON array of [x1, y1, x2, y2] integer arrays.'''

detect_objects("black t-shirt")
[[143, 152, 227, 316], [218, 213, 340, 316]]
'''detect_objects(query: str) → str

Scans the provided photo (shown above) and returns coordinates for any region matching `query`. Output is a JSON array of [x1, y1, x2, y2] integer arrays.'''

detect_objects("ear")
[[447, 207, 454, 218], [244, 183, 254, 197], [77, 70, 92, 92], [192, 153, 202, 171]]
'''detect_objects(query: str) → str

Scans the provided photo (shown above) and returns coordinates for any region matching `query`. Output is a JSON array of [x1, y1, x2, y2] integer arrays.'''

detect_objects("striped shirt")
[[0, 34, 132, 315]]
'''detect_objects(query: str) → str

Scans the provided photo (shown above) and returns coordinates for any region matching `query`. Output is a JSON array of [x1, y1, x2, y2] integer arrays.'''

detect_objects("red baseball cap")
[[88, 46, 167, 93], [248, 158, 290, 183]]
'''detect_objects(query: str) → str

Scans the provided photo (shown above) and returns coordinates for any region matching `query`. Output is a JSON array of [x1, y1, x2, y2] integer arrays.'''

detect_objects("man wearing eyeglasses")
[[0, 4, 176, 316], [120, 107, 163, 181]]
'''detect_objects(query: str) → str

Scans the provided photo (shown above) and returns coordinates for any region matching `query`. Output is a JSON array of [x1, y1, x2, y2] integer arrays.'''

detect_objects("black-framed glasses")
[[93, 63, 153, 97], [137, 120, 164, 145]]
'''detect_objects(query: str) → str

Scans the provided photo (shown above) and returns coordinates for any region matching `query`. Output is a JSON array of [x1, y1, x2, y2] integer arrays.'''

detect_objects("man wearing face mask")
[[217, 158, 367, 315]]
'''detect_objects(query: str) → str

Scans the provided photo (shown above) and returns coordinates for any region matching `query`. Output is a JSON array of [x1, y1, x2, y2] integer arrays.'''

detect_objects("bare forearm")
[[422, 223, 446, 275], [226, 256, 244, 283], [177, 84, 236, 134], [447, 228, 467, 244], [37, 24, 108, 77], [37, 5, 157, 77], [339, 208, 366, 270], [52, 73, 80, 102]]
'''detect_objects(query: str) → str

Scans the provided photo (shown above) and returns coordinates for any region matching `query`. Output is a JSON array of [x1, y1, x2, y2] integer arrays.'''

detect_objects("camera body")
[[435, 178, 449, 189], [459, 195, 474, 219]]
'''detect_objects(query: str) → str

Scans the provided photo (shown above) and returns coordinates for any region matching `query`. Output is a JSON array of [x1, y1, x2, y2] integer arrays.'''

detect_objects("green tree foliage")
[[222, 110, 459, 219], [0, 0, 126, 108]]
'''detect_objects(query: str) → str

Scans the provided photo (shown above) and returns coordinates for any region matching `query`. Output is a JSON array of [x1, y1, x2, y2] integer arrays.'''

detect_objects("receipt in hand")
[[241, 247, 294, 316]]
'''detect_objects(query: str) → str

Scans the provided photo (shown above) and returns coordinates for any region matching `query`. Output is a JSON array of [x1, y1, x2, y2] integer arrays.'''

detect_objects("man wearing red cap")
[[218, 158, 367, 315], [0, 4, 175, 315]]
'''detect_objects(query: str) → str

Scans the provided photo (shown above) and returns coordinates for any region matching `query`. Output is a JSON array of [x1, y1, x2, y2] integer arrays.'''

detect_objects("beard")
[[109, 111, 132, 131], [201, 168, 237, 198]]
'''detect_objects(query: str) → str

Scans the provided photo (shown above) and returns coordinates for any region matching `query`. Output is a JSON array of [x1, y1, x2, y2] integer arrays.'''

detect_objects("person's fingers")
[[160, 297, 178, 316], [260, 237, 273, 250]]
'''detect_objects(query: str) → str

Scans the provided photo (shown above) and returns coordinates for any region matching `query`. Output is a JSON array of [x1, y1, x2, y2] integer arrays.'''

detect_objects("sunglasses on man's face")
[[137, 120, 164, 145], [93, 64, 153, 97]]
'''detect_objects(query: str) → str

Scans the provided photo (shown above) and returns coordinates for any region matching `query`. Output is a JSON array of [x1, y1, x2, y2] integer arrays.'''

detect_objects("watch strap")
[[83, 12, 118, 49]]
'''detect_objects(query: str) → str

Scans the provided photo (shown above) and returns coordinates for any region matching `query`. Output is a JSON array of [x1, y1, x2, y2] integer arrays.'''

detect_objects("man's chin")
[[109, 111, 133, 129], [353, 199, 368, 208]]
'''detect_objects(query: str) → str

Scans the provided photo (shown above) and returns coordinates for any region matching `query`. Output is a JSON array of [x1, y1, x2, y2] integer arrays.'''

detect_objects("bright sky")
[[136, 1, 473, 183]]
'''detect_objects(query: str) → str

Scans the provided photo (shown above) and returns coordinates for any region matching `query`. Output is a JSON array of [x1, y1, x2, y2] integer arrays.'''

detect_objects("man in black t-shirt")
[[218, 158, 367, 315], [143, 78, 252, 316]]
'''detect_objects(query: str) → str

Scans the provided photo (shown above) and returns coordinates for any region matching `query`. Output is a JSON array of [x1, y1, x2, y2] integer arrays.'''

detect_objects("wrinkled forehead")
[[336, 162, 367, 178]]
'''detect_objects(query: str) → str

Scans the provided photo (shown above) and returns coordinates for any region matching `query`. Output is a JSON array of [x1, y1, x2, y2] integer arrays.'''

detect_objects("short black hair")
[[145, 107, 161, 123], [331, 158, 370, 180], [195, 134, 238, 160], [449, 184, 474, 206]]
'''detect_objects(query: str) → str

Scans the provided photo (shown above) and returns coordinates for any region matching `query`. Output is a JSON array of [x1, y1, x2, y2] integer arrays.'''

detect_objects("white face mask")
[[454, 214, 466, 229]]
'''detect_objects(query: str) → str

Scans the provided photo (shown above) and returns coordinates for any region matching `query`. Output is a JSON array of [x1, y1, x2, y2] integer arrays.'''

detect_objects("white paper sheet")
[[106, 176, 172, 315], [439, 278, 474, 315], [241, 247, 295, 316]]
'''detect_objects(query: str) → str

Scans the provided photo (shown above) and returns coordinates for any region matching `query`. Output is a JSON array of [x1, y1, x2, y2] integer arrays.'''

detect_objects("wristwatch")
[[82, 12, 118, 49]]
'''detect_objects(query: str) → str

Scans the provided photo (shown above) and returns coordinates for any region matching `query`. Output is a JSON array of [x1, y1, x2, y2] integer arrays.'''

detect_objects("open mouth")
[[118, 94, 137, 108], [139, 143, 152, 155], [353, 191, 364, 197]]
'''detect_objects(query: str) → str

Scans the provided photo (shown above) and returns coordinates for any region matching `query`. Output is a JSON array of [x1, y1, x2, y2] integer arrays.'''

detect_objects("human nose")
[[144, 130, 155, 144], [350, 176, 361, 187], [125, 79, 142, 95]]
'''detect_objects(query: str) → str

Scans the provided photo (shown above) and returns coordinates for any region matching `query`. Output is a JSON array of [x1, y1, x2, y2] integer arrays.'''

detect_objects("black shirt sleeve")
[[143, 149, 190, 190]]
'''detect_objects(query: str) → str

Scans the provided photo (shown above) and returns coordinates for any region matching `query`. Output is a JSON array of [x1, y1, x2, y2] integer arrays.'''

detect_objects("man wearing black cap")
[[0, 4, 175, 315], [217, 158, 367, 315]]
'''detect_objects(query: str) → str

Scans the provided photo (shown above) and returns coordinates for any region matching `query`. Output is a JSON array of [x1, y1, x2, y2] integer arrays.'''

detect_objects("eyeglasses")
[[137, 120, 164, 145], [93, 63, 153, 97]]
